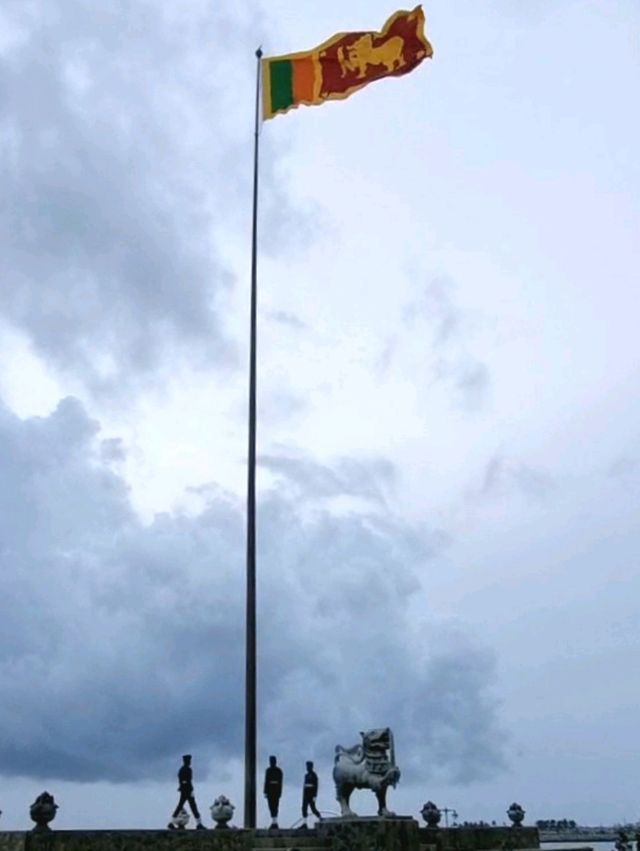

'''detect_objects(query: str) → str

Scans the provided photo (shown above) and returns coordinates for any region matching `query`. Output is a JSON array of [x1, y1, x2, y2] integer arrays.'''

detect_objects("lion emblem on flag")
[[337, 34, 406, 79]]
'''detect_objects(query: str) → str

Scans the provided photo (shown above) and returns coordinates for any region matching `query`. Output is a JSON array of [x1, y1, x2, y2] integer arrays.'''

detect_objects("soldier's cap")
[[182, 754, 192, 761]]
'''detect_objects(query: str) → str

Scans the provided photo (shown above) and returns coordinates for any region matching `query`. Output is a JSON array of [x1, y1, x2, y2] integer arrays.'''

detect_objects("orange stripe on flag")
[[292, 56, 317, 104]]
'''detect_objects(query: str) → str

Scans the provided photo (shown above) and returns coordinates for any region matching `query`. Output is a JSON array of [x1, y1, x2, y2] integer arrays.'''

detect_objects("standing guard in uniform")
[[263, 755, 283, 829], [168, 754, 207, 830], [300, 760, 321, 828]]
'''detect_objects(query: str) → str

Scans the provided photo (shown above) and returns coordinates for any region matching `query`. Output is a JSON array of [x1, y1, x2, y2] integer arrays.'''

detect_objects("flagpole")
[[244, 45, 262, 831]]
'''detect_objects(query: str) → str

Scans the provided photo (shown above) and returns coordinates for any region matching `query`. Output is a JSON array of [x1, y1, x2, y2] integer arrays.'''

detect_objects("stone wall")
[[0, 824, 539, 851], [0, 835, 26, 851], [418, 826, 540, 851], [0, 832, 252, 851]]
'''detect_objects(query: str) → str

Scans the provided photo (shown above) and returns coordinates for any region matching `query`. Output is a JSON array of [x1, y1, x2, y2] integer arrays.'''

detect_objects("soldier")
[[263, 755, 283, 829], [300, 760, 321, 828], [168, 754, 206, 830]]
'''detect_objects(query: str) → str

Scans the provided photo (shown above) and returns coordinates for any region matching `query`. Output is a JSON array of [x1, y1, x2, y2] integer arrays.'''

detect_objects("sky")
[[0, 0, 639, 833]]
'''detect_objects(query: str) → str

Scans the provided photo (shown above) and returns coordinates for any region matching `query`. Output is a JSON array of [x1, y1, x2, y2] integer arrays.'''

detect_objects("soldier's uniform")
[[169, 755, 206, 830], [264, 757, 283, 827], [302, 762, 321, 820]]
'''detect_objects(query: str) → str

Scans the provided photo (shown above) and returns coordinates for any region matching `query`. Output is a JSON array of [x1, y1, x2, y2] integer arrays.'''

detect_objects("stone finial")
[[421, 801, 442, 828], [30, 791, 58, 832], [507, 802, 525, 827], [210, 795, 235, 829], [172, 808, 190, 829]]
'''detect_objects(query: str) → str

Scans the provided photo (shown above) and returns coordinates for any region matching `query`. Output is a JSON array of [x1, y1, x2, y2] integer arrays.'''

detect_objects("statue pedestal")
[[318, 817, 420, 851]]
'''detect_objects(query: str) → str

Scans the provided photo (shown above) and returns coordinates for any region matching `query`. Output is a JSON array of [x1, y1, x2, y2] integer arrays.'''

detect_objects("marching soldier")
[[263, 755, 283, 829], [168, 754, 206, 830], [300, 760, 321, 827]]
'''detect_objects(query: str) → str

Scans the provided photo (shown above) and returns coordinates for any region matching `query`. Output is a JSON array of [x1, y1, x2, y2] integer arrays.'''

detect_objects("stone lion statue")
[[333, 727, 400, 817]]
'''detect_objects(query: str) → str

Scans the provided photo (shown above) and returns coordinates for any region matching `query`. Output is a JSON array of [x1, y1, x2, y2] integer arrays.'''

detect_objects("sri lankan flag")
[[262, 7, 433, 120]]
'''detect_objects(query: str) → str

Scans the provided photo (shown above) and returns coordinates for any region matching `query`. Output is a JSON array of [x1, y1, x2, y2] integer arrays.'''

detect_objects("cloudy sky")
[[1, 0, 639, 833]]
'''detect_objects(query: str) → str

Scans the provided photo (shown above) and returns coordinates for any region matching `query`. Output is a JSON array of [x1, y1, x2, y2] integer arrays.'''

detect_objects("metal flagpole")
[[244, 45, 262, 831]]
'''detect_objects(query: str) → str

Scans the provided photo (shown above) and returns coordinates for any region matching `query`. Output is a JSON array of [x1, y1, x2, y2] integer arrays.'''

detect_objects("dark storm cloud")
[[0, 0, 264, 392], [0, 398, 505, 784]]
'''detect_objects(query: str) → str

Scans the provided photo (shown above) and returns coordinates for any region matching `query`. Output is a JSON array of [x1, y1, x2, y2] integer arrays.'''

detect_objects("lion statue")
[[333, 727, 400, 817], [338, 34, 406, 79]]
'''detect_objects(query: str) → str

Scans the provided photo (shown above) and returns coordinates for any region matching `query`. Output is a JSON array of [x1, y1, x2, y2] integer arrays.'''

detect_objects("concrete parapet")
[[0, 835, 27, 851], [0, 824, 542, 851], [318, 817, 420, 851], [418, 827, 540, 851], [0, 831, 252, 851]]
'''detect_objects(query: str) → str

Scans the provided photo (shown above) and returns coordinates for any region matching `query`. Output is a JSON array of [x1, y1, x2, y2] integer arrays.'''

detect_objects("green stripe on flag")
[[269, 59, 294, 113]]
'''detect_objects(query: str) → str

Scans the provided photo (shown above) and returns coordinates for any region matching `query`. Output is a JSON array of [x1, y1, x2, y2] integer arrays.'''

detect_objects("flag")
[[262, 6, 433, 120]]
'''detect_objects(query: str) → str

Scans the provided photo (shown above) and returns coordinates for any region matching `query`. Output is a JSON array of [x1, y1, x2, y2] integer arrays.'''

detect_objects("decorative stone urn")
[[421, 801, 442, 828], [210, 795, 235, 829], [174, 808, 190, 830], [507, 802, 525, 827], [30, 792, 58, 832]]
